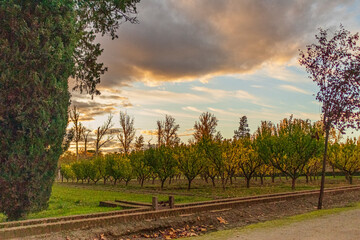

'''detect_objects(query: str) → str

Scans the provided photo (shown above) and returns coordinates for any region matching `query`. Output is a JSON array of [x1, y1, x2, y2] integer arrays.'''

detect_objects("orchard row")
[[60, 114, 360, 190]]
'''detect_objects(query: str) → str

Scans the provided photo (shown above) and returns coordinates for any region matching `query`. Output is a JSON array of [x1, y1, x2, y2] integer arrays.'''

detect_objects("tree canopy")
[[0, 0, 140, 220]]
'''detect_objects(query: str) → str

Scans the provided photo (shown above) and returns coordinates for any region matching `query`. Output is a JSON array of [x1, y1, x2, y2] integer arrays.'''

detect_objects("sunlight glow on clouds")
[[68, 0, 360, 148]]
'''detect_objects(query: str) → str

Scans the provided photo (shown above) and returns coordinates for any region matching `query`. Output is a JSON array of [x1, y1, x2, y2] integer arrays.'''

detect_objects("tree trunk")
[[141, 178, 144, 187], [318, 126, 330, 210], [271, 175, 275, 183], [222, 178, 226, 190], [114, 179, 117, 185], [260, 176, 264, 185], [349, 175, 353, 184], [306, 175, 309, 183], [246, 178, 250, 188], [211, 177, 216, 187], [291, 177, 296, 190], [187, 179, 193, 190], [204, 175, 208, 183], [160, 179, 165, 190], [76, 141, 79, 161]]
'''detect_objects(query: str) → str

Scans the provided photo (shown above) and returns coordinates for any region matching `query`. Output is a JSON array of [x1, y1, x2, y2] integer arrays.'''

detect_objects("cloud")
[[95, 0, 356, 88], [99, 95, 128, 100], [182, 106, 203, 113], [192, 86, 272, 108], [141, 130, 158, 136], [192, 86, 258, 100], [119, 88, 212, 106], [208, 107, 239, 118], [179, 128, 195, 137], [279, 84, 311, 94], [71, 100, 117, 121]]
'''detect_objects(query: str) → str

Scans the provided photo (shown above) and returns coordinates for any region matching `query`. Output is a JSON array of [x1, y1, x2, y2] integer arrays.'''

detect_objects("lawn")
[[0, 183, 209, 222], [0, 175, 357, 222]]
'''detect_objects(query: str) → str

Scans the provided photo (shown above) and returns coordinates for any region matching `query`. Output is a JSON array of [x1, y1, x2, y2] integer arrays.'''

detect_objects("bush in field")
[[256, 118, 321, 189], [273, 118, 321, 189], [329, 138, 360, 184], [236, 137, 264, 188], [105, 154, 133, 185], [145, 146, 177, 190], [304, 157, 322, 183], [60, 165, 75, 182], [86, 160, 101, 184], [71, 162, 86, 183], [199, 137, 232, 190], [175, 143, 205, 190], [130, 151, 152, 187], [120, 157, 133, 186], [106, 154, 123, 185], [93, 157, 109, 184]]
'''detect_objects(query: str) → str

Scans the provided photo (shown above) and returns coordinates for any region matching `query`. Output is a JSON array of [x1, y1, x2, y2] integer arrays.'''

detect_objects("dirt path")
[[227, 209, 360, 240]]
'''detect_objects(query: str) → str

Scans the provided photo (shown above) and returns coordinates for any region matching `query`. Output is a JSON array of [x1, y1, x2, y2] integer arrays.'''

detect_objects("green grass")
[[0, 183, 209, 222], [191, 201, 360, 239], [0, 175, 358, 222]]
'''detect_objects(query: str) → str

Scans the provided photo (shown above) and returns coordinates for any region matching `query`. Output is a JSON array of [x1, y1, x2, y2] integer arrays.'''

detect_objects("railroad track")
[[1, 185, 359, 239]]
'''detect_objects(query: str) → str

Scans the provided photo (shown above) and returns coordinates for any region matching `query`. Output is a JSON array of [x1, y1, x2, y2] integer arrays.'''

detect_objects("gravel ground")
[[229, 209, 360, 240]]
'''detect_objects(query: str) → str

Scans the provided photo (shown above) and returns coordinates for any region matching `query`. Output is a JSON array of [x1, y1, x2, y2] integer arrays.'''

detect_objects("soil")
[[228, 208, 360, 240], [29, 190, 360, 240]]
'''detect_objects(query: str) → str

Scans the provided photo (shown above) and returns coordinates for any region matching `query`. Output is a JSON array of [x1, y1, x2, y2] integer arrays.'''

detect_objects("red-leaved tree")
[[299, 25, 360, 209]]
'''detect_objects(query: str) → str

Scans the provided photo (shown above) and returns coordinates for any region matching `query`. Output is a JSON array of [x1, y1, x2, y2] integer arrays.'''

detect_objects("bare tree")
[[156, 120, 164, 146], [81, 127, 91, 154], [163, 115, 180, 146], [156, 115, 180, 147], [94, 114, 114, 156], [134, 135, 145, 151], [193, 112, 218, 141], [117, 111, 136, 155], [69, 106, 83, 160]]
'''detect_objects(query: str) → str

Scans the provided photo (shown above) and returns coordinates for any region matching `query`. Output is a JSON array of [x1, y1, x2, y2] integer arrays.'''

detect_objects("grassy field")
[[61, 175, 358, 199], [0, 175, 358, 222], [0, 183, 209, 222]]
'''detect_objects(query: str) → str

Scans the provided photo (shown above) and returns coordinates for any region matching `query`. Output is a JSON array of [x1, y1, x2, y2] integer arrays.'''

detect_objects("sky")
[[69, 0, 360, 152]]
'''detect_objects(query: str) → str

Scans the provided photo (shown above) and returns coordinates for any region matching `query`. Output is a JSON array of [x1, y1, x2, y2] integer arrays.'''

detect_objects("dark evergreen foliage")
[[0, 1, 76, 220], [0, 0, 139, 220], [234, 115, 250, 139]]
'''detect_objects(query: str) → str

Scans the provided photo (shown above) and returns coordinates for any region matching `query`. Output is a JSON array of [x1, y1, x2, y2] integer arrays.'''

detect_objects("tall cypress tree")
[[0, 0, 139, 220]]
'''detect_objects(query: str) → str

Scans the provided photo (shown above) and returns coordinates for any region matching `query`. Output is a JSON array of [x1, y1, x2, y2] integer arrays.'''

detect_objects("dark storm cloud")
[[96, 0, 357, 88]]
